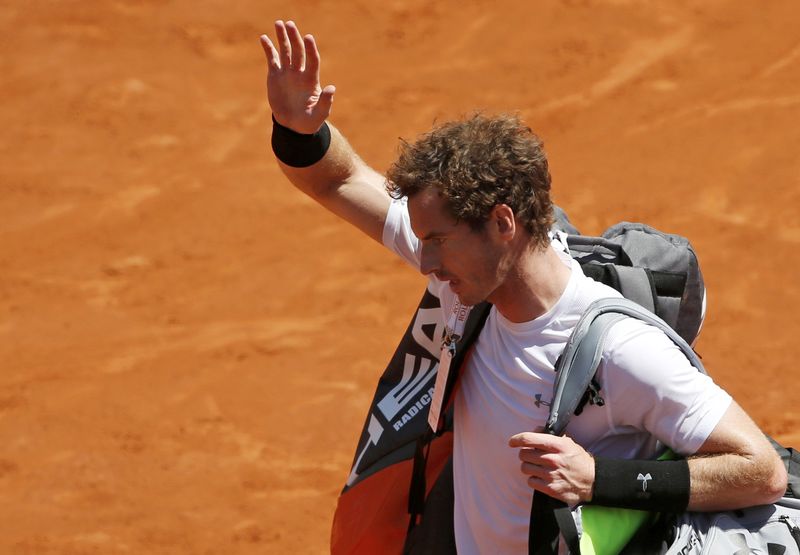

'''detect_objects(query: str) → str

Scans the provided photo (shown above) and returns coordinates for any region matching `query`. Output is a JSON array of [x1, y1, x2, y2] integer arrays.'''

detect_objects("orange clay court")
[[1, 1, 799, 553]]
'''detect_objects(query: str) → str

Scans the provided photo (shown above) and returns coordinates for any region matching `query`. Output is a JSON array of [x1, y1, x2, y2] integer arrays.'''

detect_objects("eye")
[[422, 235, 447, 247]]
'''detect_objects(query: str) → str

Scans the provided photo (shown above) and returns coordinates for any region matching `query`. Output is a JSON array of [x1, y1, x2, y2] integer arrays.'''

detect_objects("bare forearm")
[[687, 449, 787, 510], [273, 121, 390, 242], [277, 122, 364, 198]]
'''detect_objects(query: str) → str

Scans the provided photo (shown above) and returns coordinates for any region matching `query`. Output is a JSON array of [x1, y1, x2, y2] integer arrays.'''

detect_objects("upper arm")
[[693, 400, 772, 458], [320, 162, 392, 244], [277, 122, 392, 244]]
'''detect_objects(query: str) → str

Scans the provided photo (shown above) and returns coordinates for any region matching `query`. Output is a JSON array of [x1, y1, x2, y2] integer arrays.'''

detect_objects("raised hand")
[[259, 20, 335, 134]]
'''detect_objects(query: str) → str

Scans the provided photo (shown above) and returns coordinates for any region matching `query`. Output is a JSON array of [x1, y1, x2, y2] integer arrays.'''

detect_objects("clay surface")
[[1, 2, 798, 553]]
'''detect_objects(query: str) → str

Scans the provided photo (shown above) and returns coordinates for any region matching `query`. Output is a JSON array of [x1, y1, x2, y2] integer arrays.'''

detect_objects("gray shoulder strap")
[[613, 266, 656, 314], [544, 297, 707, 436]]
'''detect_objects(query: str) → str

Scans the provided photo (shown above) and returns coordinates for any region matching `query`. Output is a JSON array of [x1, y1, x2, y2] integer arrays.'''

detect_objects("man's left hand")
[[508, 432, 595, 506]]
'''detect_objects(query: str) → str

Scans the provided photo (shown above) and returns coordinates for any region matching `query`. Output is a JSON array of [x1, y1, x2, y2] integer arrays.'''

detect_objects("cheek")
[[448, 246, 487, 277], [467, 246, 503, 281]]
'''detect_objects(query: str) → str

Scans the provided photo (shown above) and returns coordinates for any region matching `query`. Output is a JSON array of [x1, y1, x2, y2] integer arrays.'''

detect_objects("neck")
[[489, 245, 572, 323]]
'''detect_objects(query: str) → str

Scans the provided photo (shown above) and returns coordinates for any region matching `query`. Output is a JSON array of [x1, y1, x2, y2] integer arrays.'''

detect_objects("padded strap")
[[529, 492, 567, 554], [528, 493, 581, 555], [566, 235, 631, 265], [554, 505, 581, 554], [546, 312, 626, 436], [545, 298, 706, 435], [613, 266, 656, 314]]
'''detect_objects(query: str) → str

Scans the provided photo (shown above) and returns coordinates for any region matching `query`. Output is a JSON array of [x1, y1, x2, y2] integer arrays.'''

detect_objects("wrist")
[[590, 457, 690, 512], [271, 115, 331, 168]]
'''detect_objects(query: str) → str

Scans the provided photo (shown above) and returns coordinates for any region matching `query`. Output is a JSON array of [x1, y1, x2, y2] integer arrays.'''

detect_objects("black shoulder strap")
[[406, 301, 491, 532], [441, 301, 492, 428], [529, 494, 576, 555]]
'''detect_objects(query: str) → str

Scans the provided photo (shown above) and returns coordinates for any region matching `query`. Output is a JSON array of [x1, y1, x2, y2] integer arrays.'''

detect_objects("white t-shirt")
[[382, 198, 732, 554]]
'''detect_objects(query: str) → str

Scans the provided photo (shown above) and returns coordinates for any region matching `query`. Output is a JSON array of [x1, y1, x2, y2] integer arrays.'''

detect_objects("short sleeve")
[[382, 197, 422, 270], [599, 319, 732, 456]]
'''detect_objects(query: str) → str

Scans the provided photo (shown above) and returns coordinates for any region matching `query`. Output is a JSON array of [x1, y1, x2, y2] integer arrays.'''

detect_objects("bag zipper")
[[779, 515, 800, 548]]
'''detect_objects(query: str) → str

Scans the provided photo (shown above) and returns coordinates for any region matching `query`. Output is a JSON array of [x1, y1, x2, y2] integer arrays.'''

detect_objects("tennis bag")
[[662, 496, 800, 555], [528, 297, 800, 555]]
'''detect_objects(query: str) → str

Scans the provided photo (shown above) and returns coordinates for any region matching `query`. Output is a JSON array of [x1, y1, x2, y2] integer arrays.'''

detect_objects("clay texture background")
[[1, 1, 799, 553]]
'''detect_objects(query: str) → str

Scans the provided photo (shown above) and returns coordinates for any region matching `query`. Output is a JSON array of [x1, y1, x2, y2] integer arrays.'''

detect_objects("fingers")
[[304, 34, 321, 80], [526, 475, 563, 498], [274, 20, 292, 70], [521, 460, 554, 476], [518, 447, 558, 472], [521, 460, 576, 502], [526, 475, 548, 491], [522, 465, 561, 496], [259, 35, 280, 71], [285, 21, 306, 71], [508, 432, 562, 451], [269, 21, 315, 73]]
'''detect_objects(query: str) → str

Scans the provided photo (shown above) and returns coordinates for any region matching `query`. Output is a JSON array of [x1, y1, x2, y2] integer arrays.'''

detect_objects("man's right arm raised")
[[260, 20, 391, 244]]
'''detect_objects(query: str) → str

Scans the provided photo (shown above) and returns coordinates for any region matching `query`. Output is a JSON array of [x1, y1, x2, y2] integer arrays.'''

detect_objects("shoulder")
[[602, 318, 685, 373], [599, 316, 723, 396]]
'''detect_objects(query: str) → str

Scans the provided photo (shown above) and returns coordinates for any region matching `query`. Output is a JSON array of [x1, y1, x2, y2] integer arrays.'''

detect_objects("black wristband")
[[591, 457, 690, 512], [271, 115, 331, 168]]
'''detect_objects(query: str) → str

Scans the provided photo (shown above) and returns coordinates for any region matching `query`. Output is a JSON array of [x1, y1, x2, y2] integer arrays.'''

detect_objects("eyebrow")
[[419, 231, 447, 241]]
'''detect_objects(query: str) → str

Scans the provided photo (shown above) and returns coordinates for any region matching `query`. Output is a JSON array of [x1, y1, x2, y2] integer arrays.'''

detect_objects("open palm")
[[260, 20, 335, 135]]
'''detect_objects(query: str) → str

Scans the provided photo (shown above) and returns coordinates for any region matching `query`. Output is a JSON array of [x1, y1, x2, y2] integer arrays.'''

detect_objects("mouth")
[[434, 273, 460, 292]]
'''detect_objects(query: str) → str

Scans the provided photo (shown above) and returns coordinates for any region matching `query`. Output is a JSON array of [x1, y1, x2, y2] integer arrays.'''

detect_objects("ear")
[[490, 204, 516, 241]]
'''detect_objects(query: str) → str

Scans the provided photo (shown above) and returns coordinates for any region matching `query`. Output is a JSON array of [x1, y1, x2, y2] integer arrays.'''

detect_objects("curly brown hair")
[[386, 113, 554, 248]]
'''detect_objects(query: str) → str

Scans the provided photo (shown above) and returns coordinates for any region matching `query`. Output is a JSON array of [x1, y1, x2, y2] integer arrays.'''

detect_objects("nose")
[[419, 244, 440, 277]]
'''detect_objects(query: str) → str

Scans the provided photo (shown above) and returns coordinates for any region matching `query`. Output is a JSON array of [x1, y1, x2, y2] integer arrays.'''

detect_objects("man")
[[259, 20, 787, 553]]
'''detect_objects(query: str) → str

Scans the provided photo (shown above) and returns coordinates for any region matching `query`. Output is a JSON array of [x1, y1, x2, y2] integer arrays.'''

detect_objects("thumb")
[[315, 84, 336, 119]]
